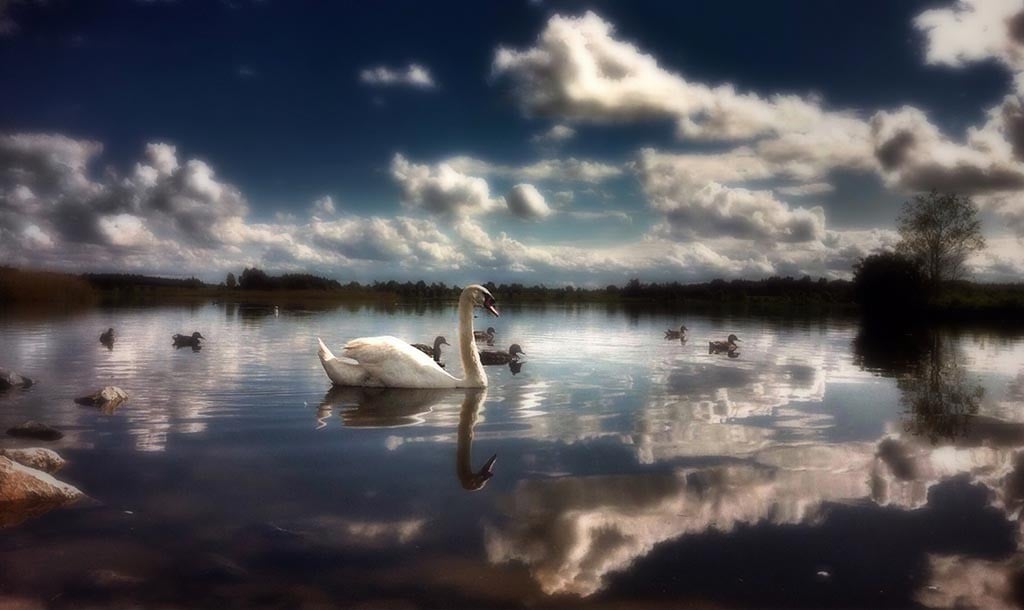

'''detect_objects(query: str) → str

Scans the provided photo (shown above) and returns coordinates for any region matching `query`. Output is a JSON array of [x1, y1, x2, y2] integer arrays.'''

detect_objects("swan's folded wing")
[[342, 336, 457, 386], [342, 336, 424, 364]]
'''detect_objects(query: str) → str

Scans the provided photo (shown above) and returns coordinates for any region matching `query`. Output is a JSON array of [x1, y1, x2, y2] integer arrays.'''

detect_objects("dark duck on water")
[[664, 324, 687, 339], [173, 332, 205, 349], [479, 344, 525, 365], [709, 334, 741, 354], [412, 335, 449, 362]]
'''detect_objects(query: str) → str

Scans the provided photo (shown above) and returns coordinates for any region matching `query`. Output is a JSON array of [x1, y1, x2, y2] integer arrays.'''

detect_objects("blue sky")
[[2, 0, 1023, 284]]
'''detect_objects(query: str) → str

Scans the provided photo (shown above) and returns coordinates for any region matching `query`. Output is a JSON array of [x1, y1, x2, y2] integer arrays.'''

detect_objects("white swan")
[[317, 284, 499, 388]]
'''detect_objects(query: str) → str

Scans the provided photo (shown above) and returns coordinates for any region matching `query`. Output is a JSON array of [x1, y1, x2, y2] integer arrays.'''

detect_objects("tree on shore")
[[853, 251, 925, 314], [896, 191, 985, 285], [225, 272, 236, 289]]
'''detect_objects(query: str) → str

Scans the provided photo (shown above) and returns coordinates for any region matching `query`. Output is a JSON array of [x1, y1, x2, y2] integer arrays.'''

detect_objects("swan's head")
[[680, 325, 688, 332], [509, 344, 525, 358], [435, 335, 449, 348], [465, 284, 500, 317], [192, 332, 205, 340], [728, 334, 740, 344], [463, 453, 497, 490]]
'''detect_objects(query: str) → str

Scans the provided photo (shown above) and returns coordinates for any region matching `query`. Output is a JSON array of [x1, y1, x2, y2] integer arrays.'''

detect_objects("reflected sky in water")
[[1, 304, 1023, 608]]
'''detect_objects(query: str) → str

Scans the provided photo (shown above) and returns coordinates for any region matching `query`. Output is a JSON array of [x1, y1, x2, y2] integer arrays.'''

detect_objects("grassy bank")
[[91, 285, 394, 307], [0, 267, 97, 309]]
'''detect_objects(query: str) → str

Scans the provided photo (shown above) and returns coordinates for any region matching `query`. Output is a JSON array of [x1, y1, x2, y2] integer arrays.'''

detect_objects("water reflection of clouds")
[[6, 307, 1024, 607], [283, 515, 428, 548], [485, 444, 876, 597], [480, 325, 1024, 601]]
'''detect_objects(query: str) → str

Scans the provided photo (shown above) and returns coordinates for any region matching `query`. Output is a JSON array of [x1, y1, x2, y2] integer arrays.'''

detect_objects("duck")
[[99, 327, 115, 345], [709, 334, 741, 354], [479, 344, 525, 366], [473, 326, 496, 343], [664, 324, 687, 339], [412, 335, 449, 363], [317, 284, 500, 388], [173, 332, 205, 349]]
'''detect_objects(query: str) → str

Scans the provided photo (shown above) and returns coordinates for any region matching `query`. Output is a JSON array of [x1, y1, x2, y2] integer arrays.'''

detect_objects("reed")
[[0, 266, 97, 307]]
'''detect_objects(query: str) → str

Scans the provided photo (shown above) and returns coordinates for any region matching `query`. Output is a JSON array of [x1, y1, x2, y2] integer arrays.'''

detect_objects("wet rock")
[[0, 455, 82, 526], [0, 368, 33, 390], [0, 448, 65, 473], [6, 421, 63, 441], [75, 386, 128, 410]]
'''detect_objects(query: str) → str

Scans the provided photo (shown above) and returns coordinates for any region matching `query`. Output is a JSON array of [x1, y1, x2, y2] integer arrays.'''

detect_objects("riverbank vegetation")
[[0, 267, 97, 309], [851, 191, 1022, 322], [2, 265, 1020, 320]]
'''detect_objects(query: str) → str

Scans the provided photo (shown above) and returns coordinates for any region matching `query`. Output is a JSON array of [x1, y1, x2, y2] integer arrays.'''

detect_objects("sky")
[[1, 0, 1024, 285]]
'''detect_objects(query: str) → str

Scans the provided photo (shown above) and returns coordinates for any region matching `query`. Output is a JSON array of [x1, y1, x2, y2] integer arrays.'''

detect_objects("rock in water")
[[0, 368, 33, 390], [6, 421, 63, 441], [0, 448, 66, 473], [0, 455, 82, 526], [75, 386, 128, 410]]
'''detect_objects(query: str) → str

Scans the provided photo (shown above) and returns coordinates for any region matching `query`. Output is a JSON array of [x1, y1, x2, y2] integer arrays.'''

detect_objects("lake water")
[[1, 303, 1023, 608]]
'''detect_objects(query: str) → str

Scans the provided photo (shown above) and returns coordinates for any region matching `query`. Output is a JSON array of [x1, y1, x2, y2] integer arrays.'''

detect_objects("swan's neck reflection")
[[457, 389, 496, 491], [318, 386, 496, 490]]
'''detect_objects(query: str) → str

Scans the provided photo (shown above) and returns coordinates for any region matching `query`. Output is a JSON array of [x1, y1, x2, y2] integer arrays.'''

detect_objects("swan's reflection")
[[457, 389, 496, 491], [320, 386, 458, 428], [315, 403, 331, 430], [317, 387, 496, 490]]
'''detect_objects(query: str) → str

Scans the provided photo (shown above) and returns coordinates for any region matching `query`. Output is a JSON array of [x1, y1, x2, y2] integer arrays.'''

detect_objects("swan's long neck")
[[458, 294, 487, 388]]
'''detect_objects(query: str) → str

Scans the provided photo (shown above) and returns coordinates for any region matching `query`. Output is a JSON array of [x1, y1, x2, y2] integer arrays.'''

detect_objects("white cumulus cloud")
[[390, 153, 502, 217], [359, 63, 436, 89], [505, 184, 553, 219]]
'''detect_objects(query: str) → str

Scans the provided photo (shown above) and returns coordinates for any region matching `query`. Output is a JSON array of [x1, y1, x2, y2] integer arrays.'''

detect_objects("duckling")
[[479, 344, 525, 366], [99, 327, 115, 346], [709, 334, 741, 354], [664, 324, 688, 339], [172, 331, 205, 349], [412, 336, 449, 363], [473, 326, 496, 344]]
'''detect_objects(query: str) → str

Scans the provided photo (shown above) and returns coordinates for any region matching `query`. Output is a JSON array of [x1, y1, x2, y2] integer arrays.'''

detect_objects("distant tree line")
[[235, 268, 343, 291], [83, 273, 204, 290]]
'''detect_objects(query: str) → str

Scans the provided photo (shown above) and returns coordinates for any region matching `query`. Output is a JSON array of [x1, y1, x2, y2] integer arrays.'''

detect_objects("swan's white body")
[[318, 285, 494, 389]]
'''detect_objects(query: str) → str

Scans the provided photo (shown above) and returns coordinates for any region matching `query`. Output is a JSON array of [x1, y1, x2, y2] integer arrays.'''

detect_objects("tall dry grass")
[[0, 267, 97, 307]]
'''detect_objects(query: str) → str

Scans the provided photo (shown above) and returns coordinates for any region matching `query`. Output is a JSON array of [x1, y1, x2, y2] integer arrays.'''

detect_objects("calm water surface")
[[1, 303, 1023, 608]]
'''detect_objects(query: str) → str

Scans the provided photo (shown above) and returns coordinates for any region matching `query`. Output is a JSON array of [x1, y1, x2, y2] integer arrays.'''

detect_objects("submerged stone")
[[0, 368, 33, 390], [75, 386, 129, 410], [6, 421, 63, 441]]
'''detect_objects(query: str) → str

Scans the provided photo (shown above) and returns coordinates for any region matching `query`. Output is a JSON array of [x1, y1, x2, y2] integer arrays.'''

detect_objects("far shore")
[[1, 266, 1022, 323]]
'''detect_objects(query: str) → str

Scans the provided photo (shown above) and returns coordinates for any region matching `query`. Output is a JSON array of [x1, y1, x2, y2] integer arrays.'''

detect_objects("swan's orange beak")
[[484, 295, 500, 317]]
